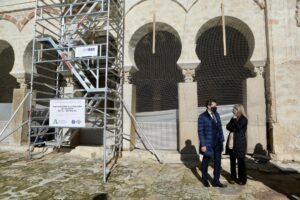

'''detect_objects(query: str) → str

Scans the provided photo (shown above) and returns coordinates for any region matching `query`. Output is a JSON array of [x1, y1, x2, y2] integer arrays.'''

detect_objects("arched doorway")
[[133, 31, 182, 112], [0, 40, 17, 121], [195, 17, 257, 149], [196, 17, 255, 106], [130, 23, 182, 150]]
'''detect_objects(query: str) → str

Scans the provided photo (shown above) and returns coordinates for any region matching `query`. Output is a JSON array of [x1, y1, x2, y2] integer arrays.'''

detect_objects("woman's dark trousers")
[[229, 150, 247, 183]]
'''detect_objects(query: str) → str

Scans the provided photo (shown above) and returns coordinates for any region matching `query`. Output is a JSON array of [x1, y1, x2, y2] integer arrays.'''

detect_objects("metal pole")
[[103, 0, 111, 183], [123, 101, 162, 163], [221, 0, 227, 56], [0, 121, 29, 142], [119, 0, 125, 159], [0, 93, 30, 137], [27, 0, 39, 159], [152, 0, 156, 54]]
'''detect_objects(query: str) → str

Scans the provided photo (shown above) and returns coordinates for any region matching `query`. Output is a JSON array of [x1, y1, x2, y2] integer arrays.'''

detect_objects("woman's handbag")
[[228, 132, 234, 149]]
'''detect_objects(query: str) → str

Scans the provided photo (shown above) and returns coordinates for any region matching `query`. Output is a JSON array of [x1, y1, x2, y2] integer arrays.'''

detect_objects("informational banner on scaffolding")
[[75, 45, 98, 57], [49, 99, 86, 127]]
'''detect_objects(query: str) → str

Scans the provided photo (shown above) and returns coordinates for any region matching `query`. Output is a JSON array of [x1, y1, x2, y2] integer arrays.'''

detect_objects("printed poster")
[[49, 99, 86, 127]]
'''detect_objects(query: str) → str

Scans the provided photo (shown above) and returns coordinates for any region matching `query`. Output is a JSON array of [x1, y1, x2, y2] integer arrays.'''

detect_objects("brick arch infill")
[[0, 10, 35, 32], [0, 6, 59, 32]]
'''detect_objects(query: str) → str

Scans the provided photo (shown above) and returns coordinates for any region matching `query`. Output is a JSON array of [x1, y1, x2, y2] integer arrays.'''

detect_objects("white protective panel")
[[135, 105, 234, 150]]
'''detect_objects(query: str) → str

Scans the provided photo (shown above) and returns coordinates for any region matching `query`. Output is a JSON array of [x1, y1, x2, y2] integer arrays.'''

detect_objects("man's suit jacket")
[[198, 110, 224, 156]]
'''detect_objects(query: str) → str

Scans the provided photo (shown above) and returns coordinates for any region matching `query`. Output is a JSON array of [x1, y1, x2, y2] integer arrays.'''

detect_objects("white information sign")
[[75, 45, 98, 57], [49, 99, 86, 127]]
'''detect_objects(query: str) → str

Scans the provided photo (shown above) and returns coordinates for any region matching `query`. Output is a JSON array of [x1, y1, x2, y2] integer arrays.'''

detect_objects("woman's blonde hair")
[[233, 104, 247, 118]]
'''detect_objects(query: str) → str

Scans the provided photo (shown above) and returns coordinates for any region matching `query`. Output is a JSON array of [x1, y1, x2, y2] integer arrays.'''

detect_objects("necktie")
[[212, 113, 217, 123]]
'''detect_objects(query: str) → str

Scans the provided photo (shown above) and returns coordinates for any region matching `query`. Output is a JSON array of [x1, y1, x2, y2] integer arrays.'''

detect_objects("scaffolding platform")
[[29, 0, 124, 182]]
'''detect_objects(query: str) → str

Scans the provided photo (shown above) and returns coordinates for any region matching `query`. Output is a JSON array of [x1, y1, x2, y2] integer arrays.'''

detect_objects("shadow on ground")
[[180, 140, 300, 199], [180, 140, 211, 186], [92, 193, 108, 200], [245, 157, 300, 199]]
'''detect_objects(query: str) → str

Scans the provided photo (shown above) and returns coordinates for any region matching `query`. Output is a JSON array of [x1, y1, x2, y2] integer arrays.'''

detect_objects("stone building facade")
[[0, 0, 299, 162]]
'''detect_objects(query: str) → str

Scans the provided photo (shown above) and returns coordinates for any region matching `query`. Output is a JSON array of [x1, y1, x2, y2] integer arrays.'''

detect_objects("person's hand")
[[201, 146, 207, 152]]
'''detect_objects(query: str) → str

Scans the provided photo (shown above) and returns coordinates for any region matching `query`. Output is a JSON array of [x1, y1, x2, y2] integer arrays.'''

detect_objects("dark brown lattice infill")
[[133, 27, 254, 112]]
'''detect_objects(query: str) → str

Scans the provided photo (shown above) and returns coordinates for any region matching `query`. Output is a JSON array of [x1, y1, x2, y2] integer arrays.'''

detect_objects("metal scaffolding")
[[28, 0, 124, 182]]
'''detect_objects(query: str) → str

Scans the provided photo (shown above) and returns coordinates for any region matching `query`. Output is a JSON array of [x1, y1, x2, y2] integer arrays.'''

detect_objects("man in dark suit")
[[198, 99, 226, 187]]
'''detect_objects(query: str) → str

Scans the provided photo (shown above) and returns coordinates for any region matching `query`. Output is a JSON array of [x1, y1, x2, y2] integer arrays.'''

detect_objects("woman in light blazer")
[[226, 104, 248, 185]]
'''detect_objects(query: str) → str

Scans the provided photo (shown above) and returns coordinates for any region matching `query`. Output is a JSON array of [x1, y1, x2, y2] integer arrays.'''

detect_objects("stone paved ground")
[[0, 149, 300, 200]]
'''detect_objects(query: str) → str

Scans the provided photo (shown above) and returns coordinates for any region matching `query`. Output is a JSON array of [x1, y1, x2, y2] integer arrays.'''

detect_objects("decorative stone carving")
[[17, 77, 28, 89], [182, 69, 195, 83], [65, 76, 74, 87], [297, 0, 300, 27], [177, 61, 199, 83], [250, 60, 266, 77], [123, 65, 138, 84], [254, 0, 265, 9], [254, 65, 265, 77], [0, 10, 34, 31], [124, 71, 132, 84], [12, 73, 30, 89]]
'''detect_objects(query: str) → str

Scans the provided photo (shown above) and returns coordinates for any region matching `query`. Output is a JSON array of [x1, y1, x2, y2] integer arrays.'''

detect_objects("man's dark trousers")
[[201, 143, 222, 183]]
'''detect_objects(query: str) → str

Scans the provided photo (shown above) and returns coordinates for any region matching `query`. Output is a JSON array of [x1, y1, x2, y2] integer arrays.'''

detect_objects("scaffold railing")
[[29, 0, 124, 182]]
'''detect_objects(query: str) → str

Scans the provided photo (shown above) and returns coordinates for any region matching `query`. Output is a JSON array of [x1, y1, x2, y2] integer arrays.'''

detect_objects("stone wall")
[[0, 1, 36, 146], [125, 0, 267, 68], [124, 0, 268, 154], [0, 0, 299, 162], [0, 0, 35, 84], [267, 0, 300, 161]]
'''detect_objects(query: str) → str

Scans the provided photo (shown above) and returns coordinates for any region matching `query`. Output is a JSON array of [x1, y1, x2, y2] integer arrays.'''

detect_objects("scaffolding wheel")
[[53, 147, 59, 153], [117, 151, 122, 158], [24, 149, 31, 161]]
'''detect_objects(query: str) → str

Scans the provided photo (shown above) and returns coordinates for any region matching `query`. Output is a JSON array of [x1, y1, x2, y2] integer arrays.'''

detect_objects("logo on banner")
[[71, 119, 82, 124], [50, 99, 86, 127]]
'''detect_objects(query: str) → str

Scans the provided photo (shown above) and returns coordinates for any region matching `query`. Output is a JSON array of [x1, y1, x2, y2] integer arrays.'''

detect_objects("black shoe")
[[202, 180, 210, 187], [212, 182, 227, 188], [237, 180, 247, 185], [228, 177, 237, 184]]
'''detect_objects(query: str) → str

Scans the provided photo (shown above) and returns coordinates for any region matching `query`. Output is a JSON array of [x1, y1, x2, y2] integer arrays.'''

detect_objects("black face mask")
[[211, 107, 217, 113]]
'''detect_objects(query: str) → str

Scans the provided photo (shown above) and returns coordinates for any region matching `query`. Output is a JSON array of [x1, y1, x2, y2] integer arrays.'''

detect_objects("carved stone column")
[[17, 77, 28, 89], [182, 69, 196, 83], [9, 88, 31, 146], [124, 71, 132, 84], [177, 62, 199, 153], [63, 75, 76, 98], [123, 66, 137, 150], [177, 61, 199, 82], [8, 72, 31, 146], [11, 72, 30, 89], [246, 61, 267, 154]]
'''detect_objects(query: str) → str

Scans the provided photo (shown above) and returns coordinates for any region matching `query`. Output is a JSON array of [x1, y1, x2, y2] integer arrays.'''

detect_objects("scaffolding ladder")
[[29, 0, 124, 182]]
